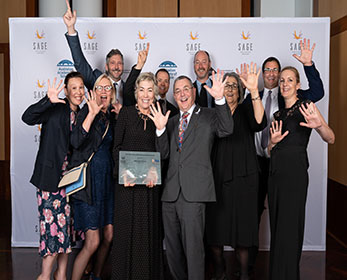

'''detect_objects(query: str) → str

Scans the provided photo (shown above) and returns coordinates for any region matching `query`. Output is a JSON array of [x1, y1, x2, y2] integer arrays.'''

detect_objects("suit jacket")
[[159, 99, 179, 119], [193, 79, 215, 108], [22, 96, 72, 192], [65, 32, 138, 106], [156, 104, 234, 202], [245, 63, 324, 108]]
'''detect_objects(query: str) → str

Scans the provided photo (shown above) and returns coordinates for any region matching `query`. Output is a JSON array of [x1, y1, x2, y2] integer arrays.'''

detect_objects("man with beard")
[[155, 68, 179, 118], [63, 0, 148, 106], [193, 50, 214, 108]]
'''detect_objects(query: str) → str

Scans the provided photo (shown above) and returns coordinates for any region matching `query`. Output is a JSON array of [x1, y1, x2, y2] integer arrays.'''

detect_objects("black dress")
[[268, 99, 312, 280], [206, 102, 266, 248], [111, 105, 163, 280]]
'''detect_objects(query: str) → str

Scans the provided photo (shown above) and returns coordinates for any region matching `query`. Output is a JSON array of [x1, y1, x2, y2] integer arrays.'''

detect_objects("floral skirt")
[[37, 188, 72, 257]]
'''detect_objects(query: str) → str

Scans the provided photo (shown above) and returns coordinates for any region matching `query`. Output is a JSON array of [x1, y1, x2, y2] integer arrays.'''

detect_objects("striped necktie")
[[178, 112, 189, 151]]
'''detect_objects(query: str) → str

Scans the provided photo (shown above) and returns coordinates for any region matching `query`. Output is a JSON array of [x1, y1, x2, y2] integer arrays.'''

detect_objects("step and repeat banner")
[[10, 17, 330, 249]]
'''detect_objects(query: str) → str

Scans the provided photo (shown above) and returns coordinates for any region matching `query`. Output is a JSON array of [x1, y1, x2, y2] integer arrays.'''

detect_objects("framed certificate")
[[118, 151, 161, 185]]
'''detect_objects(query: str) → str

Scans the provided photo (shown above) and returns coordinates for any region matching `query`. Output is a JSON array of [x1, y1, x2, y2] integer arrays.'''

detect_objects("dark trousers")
[[248, 156, 270, 269]]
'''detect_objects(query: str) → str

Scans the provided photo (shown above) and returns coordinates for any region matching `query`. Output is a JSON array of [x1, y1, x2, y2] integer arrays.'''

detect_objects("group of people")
[[22, 1, 335, 280]]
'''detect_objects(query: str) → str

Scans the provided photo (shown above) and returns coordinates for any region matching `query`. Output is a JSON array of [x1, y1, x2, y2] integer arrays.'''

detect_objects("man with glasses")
[[63, 0, 148, 106], [151, 71, 234, 280], [193, 50, 215, 108], [245, 38, 325, 273]]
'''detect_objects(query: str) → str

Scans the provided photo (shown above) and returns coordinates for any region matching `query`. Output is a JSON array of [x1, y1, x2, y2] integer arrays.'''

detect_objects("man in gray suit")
[[150, 71, 234, 280]]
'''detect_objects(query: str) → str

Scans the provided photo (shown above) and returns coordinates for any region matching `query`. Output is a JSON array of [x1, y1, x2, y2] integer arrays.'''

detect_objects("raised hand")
[[136, 43, 150, 70], [111, 101, 122, 115], [236, 63, 248, 87], [239, 62, 260, 94], [299, 102, 322, 129], [293, 38, 315, 66], [47, 78, 66, 104], [204, 68, 226, 100], [148, 102, 170, 130], [269, 120, 289, 146], [63, 0, 77, 34], [84, 90, 102, 116]]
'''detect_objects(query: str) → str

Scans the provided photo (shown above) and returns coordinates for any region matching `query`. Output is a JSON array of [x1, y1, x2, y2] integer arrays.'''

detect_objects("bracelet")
[[251, 96, 261, 101]]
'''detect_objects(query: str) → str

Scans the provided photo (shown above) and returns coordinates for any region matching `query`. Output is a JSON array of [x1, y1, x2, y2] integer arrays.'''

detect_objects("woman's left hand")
[[299, 102, 322, 129], [239, 62, 261, 94], [143, 166, 158, 188]]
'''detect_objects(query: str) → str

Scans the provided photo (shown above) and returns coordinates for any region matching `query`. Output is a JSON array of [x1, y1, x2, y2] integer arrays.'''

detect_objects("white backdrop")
[[10, 17, 330, 250]]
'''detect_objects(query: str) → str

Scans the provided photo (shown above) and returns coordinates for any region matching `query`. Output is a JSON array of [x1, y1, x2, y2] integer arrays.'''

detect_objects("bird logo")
[[293, 30, 303, 40], [241, 31, 251, 40], [190, 31, 199, 40], [35, 30, 45, 39], [87, 31, 96, 39], [138, 31, 147, 40]]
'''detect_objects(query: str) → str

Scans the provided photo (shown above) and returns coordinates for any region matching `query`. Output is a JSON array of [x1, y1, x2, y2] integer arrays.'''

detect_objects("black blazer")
[[22, 96, 72, 192], [65, 32, 139, 106], [67, 104, 115, 204], [245, 63, 325, 108]]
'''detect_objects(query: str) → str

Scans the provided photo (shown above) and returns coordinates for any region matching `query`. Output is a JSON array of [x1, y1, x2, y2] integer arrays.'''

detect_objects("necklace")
[[136, 104, 149, 130]]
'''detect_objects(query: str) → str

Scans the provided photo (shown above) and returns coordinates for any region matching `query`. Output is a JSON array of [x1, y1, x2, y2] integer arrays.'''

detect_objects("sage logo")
[[33, 80, 47, 100], [290, 30, 304, 55], [238, 31, 253, 55], [57, 60, 74, 79], [186, 31, 201, 55], [83, 30, 98, 54], [158, 61, 178, 80], [135, 31, 149, 52], [33, 29, 47, 54]]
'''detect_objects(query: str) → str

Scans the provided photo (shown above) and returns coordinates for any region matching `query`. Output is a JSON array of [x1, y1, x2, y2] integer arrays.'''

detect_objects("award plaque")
[[118, 151, 161, 185]]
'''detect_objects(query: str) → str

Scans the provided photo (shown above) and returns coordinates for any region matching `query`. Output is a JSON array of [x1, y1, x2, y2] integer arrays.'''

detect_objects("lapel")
[[172, 113, 180, 149], [182, 105, 201, 145]]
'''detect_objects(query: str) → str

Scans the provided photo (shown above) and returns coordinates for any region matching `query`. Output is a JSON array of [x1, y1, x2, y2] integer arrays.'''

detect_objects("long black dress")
[[268, 99, 312, 280], [111, 105, 163, 280], [206, 101, 266, 248]]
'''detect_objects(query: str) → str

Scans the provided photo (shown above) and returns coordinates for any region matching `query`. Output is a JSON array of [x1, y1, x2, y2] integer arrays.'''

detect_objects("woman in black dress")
[[205, 63, 266, 280], [68, 74, 121, 280], [268, 66, 335, 280], [111, 72, 164, 280]]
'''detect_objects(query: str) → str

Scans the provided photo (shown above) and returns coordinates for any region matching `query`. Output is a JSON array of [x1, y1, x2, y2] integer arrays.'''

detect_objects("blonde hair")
[[281, 66, 300, 83], [93, 74, 116, 104], [134, 72, 159, 101]]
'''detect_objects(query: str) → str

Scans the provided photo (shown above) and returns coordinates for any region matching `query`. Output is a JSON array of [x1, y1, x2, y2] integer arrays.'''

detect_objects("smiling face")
[[105, 54, 123, 82], [279, 69, 301, 102], [136, 80, 155, 112], [194, 51, 211, 82], [173, 78, 196, 112], [223, 76, 239, 109], [64, 77, 84, 111], [156, 71, 170, 98], [95, 77, 113, 112], [263, 60, 280, 89]]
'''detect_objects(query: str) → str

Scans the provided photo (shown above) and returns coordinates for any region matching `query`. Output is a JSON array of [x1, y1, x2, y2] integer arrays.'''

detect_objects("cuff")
[[156, 127, 166, 137], [215, 97, 226, 105]]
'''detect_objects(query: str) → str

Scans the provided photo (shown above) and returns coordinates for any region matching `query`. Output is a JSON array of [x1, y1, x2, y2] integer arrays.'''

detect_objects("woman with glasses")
[[68, 74, 121, 280], [111, 72, 164, 279], [205, 63, 266, 280]]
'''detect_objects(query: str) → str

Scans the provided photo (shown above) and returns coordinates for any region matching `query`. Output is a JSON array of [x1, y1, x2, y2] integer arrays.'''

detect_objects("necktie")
[[199, 83, 208, 107], [178, 112, 190, 151], [261, 90, 272, 149], [114, 82, 118, 102]]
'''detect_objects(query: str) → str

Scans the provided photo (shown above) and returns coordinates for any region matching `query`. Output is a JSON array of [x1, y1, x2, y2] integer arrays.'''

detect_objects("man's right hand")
[[63, 0, 77, 35]]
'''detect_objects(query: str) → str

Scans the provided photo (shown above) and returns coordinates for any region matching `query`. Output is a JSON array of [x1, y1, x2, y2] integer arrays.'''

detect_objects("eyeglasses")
[[95, 85, 113, 92], [174, 86, 193, 95], [224, 83, 238, 91], [264, 68, 279, 73]]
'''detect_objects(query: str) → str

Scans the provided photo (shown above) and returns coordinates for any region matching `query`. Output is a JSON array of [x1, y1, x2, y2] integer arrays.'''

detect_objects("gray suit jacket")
[[157, 103, 234, 202]]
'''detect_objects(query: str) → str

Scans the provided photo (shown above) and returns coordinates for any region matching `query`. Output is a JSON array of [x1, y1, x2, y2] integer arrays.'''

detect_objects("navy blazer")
[[245, 63, 324, 108], [65, 32, 139, 106], [22, 96, 72, 192]]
